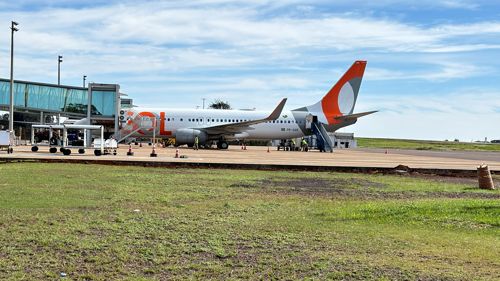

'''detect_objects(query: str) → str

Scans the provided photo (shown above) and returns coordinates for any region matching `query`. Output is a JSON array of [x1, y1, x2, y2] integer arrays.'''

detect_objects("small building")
[[329, 132, 356, 149]]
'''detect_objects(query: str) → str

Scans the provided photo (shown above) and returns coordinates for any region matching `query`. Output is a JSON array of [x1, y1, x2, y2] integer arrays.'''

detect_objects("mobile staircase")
[[311, 121, 334, 152]]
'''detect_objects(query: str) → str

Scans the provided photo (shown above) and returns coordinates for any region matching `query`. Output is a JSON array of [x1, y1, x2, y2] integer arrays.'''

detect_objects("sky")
[[0, 0, 499, 141]]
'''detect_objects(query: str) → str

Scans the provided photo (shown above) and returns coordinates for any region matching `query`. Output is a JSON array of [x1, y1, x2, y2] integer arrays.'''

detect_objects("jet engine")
[[175, 129, 208, 146]]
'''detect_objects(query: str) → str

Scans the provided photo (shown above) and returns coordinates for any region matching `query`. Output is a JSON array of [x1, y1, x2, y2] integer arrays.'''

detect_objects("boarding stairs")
[[117, 127, 142, 143], [311, 122, 334, 152]]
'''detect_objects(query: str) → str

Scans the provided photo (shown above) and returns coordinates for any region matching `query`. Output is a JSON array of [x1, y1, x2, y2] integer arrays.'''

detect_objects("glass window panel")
[[0, 81, 9, 105], [65, 89, 88, 114], [14, 83, 26, 107], [92, 90, 115, 116]]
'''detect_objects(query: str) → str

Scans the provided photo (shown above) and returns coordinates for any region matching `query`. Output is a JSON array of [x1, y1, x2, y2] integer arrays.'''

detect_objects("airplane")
[[118, 60, 376, 149]]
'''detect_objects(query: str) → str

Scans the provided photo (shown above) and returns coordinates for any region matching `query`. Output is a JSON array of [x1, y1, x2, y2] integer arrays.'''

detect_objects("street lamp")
[[57, 55, 63, 85], [83, 75, 87, 88], [9, 21, 19, 135]]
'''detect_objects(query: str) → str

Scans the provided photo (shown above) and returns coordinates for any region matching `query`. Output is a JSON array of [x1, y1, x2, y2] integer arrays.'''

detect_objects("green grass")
[[357, 137, 500, 151], [0, 163, 499, 280]]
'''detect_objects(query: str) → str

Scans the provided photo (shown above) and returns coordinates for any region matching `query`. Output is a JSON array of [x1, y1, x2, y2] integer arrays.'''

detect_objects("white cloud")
[[366, 61, 485, 81], [351, 90, 500, 140]]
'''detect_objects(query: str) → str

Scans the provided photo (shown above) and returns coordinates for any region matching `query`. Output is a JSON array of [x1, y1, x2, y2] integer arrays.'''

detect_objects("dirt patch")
[[231, 177, 387, 195], [230, 177, 499, 200]]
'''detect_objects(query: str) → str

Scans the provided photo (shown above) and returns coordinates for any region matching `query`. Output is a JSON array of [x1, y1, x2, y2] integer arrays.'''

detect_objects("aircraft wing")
[[200, 98, 287, 135], [334, 110, 378, 121]]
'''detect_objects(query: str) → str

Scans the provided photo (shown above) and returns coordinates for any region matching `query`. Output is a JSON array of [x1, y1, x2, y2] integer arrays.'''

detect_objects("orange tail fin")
[[305, 60, 367, 125]]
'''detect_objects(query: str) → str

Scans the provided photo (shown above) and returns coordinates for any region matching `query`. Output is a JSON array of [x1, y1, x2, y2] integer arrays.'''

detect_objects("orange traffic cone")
[[150, 145, 157, 157], [385, 149, 388, 154], [127, 144, 134, 156], [267, 146, 270, 153], [175, 148, 179, 158], [244, 144, 247, 150], [139, 142, 143, 148]]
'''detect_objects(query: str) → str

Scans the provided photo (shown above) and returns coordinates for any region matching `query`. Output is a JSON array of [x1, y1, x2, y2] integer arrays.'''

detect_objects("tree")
[[208, 99, 231, 110]]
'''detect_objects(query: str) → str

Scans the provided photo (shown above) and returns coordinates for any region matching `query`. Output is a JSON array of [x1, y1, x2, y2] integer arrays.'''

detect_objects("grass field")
[[357, 137, 500, 152], [0, 163, 499, 280]]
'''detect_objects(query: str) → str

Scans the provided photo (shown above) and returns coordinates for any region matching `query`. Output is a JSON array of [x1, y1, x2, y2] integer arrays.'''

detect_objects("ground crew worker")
[[301, 137, 308, 152], [290, 138, 296, 151], [194, 135, 199, 150]]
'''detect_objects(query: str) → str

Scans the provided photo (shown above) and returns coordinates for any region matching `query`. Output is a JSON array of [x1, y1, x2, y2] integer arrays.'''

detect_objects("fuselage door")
[[305, 114, 313, 129]]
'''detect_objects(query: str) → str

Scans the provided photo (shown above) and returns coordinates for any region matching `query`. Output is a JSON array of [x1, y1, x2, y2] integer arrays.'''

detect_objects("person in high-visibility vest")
[[301, 138, 308, 152], [194, 135, 199, 150], [290, 138, 296, 151]]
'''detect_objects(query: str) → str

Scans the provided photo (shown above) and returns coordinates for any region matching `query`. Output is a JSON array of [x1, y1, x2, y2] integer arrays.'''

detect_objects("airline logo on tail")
[[306, 60, 367, 125]]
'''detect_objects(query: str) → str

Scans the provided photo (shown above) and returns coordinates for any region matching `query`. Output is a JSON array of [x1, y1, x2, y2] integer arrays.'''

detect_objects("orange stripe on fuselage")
[[159, 112, 172, 136], [136, 111, 156, 135], [321, 61, 366, 124]]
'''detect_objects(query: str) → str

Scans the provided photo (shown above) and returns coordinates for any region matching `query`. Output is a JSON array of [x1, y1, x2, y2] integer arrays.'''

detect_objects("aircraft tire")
[[94, 149, 102, 156], [49, 147, 57, 153], [219, 141, 229, 150], [62, 149, 71, 156], [78, 149, 85, 154], [31, 146, 39, 152]]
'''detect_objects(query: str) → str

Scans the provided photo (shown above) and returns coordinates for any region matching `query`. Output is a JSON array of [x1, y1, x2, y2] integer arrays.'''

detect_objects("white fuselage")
[[123, 108, 310, 140]]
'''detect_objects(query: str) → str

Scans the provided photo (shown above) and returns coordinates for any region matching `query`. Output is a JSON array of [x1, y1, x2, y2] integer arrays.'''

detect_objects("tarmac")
[[1, 144, 499, 175]]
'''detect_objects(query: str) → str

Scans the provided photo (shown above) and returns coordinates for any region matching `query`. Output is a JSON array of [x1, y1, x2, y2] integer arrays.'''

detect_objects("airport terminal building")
[[0, 78, 124, 140]]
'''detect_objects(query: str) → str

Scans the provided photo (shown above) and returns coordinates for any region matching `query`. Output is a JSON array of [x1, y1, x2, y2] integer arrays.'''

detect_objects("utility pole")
[[58, 55, 63, 85], [83, 75, 87, 88], [202, 98, 206, 109], [9, 21, 19, 134]]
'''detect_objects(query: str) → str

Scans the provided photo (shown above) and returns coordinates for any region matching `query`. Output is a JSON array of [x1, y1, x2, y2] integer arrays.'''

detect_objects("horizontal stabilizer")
[[334, 110, 377, 121]]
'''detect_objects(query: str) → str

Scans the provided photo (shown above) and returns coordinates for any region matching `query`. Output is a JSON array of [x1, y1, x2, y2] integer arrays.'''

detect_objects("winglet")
[[266, 98, 287, 120]]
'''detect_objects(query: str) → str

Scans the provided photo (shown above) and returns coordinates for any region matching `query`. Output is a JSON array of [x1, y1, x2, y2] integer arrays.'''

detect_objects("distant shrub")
[[416, 147, 433, 150]]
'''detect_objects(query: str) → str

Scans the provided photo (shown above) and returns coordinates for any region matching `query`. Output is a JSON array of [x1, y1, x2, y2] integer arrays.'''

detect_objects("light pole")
[[9, 21, 19, 135], [83, 75, 87, 88], [202, 98, 205, 109], [57, 55, 63, 85]]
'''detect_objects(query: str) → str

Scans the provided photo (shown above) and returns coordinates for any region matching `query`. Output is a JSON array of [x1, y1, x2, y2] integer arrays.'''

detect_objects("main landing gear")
[[217, 140, 229, 150]]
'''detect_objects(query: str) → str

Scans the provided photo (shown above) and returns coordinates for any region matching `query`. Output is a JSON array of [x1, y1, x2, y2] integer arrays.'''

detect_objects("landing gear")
[[31, 146, 39, 152], [62, 148, 71, 156], [49, 147, 57, 153], [217, 141, 229, 150], [94, 149, 102, 156], [78, 148, 85, 154]]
